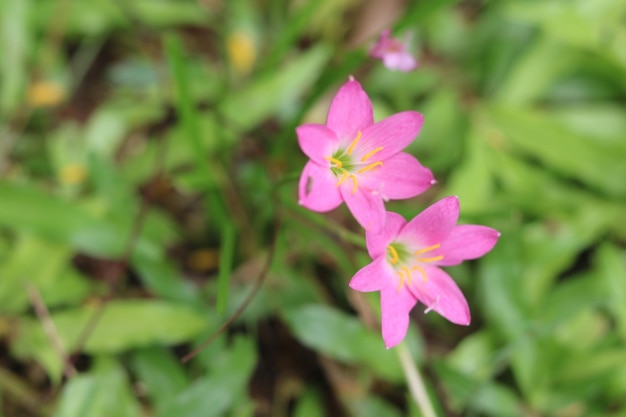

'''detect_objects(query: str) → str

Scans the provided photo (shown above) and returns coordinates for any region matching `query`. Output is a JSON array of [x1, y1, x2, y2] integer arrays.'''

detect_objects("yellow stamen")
[[360, 147, 384, 162], [397, 266, 412, 291], [417, 255, 443, 263], [401, 266, 412, 286], [325, 156, 343, 168], [414, 243, 441, 256], [387, 245, 399, 264], [336, 171, 348, 186], [412, 265, 428, 283], [397, 270, 404, 292], [349, 174, 358, 194], [357, 161, 383, 174], [346, 131, 362, 155]]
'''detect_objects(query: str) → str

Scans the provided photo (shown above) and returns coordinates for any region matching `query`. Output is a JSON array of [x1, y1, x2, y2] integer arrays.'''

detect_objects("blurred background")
[[1, 0, 626, 416]]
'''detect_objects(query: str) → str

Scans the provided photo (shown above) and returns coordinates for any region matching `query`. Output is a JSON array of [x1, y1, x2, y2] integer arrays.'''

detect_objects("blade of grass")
[[164, 34, 236, 314], [395, 0, 460, 33], [217, 222, 236, 314]]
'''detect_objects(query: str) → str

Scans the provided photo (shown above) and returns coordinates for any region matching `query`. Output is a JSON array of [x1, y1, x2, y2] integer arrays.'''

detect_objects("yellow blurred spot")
[[187, 248, 220, 272], [227, 31, 256, 75], [27, 81, 66, 108], [59, 164, 87, 186]]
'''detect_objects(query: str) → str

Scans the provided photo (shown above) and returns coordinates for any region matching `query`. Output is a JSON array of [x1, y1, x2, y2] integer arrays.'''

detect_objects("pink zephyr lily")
[[297, 78, 434, 232], [349, 196, 500, 348], [369, 29, 418, 72]]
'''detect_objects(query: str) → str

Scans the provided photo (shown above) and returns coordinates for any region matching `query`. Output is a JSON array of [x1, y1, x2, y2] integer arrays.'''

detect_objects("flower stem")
[[396, 343, 438, 417]]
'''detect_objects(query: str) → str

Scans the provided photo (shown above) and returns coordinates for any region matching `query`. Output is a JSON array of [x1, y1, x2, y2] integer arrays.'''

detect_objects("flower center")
[[324, 131, 385, 194], [386, 243, 443, 291]]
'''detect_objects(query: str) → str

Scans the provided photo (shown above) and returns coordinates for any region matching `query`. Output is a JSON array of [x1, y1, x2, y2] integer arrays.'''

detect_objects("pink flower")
[[369, 29, 418, 72], [349, 196, 500, 348], [297, 78, 434, 232]]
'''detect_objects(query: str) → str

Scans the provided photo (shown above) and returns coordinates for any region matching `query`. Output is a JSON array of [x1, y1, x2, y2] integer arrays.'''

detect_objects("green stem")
[[396, 343, 438, 417]]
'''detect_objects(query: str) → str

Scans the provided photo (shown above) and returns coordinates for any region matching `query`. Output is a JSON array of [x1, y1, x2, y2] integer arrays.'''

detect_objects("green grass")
[[1, 0, 626, 416]]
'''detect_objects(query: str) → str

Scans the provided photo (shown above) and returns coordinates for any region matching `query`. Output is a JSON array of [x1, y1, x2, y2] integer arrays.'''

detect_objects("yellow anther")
[[357, 161, 383, 174], [412, 265, 428, 283], [387, 245, 399, 264], [417, 255, 443, 263], [325, 156, 343, 168], [414, 243, 441, 256], [336, 171, 348, 186], [346, 131, 362, 155], [361, 147, 384, 162], [349, 174, 358, 194]]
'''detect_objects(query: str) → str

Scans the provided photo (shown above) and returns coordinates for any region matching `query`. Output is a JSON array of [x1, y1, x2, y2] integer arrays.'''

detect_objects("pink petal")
[[369, 29, 393, 59], [341, 185, 385, 232], [380, 286, 418, 348], [298, 161, 342, 212], [296, 124, 339, 164], [326, 79, 374, 142], [357, 111, 424, 161], [436, 225, 500, 266], [410, 265, 470, 326], [365, 212, 406, 259], [349, 255, 390, 292], [383, 53, 418, 72], [363, 152, 434, 200], [400, 196, 460, 247]]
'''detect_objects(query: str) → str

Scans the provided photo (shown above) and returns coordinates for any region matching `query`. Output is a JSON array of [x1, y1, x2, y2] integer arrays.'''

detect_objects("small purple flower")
[[349, 197, 500, 348], [297, 78, 434, 232], [369, 29, 418, 72]]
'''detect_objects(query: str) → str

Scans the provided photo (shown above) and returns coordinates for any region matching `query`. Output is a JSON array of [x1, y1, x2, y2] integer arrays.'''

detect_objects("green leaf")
[[0, 0, 31, 114], [539, 273, 606, 330], [13, 300, 210, 380], [0, 234, 92, 314], [470, 382, 523, 417], [130, 0, 211, 27], [494, 39, 576, 105], [53, 357, 141, 417], [349, 396, 402, 417], [156, 336, 256, 417], [596, 244, 626, 339], [435, 361, 523, 416], [488, 106, 626, 197], [130, 347, 189, 411], [293, 388, 325, 417], [0, 181, 125, 257], [282, 304, 404, 382], [441, 111, 494, 214], [221, 44, 331, 129]]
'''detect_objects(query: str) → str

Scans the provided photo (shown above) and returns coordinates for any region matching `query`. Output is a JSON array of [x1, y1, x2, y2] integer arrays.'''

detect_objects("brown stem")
[[181, 203, 282, 363], [26, 284, 77, 379]]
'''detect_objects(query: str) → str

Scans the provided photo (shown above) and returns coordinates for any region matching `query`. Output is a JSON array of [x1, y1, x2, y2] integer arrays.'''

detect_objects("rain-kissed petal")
[[349, 256, 390, 292], [365, 211, 406, 259], [364, 152, 434, 200], [437, 225, 500, 266], [356, 111, 424, 161], [298, 161, 342, 212], [296, 124, 339, 164], [400, 196, 459, 247], [380, 286, 418, 349], [341, 185, 385, 232], [410, 265, 470, 326], [326, 79, 374, 142]]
